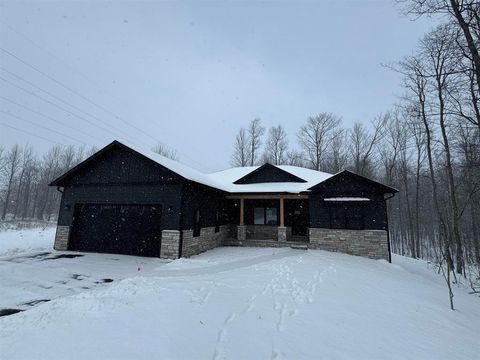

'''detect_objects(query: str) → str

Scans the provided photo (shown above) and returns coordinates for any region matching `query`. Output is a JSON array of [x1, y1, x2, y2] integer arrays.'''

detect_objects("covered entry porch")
[[226, 194, 309, 242]]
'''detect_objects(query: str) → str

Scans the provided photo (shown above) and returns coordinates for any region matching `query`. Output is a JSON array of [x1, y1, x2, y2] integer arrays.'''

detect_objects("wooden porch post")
[[279, 196, 284, 227], [239, 197, 244, 226]]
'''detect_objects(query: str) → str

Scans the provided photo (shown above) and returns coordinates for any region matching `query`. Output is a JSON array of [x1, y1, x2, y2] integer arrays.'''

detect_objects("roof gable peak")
[[233, 163, 307, 184]]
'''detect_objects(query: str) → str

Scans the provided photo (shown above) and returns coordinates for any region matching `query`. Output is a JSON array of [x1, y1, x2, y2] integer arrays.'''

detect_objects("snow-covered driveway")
[[1, 229, 479, 360]]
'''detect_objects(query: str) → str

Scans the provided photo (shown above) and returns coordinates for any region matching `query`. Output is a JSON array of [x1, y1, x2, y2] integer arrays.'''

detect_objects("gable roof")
[[49, 141, 227, 191], [307, 169, 398, 194], [233, 163, 307, 184], [50, 141, 396, 195], [207, 165, 332, 193]]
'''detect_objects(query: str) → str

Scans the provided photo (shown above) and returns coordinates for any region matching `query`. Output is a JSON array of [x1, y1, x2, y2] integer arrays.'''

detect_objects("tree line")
[[0, 144, 98, 223]]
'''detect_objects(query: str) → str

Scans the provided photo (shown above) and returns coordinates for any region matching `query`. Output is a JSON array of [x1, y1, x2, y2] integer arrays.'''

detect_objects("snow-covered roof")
[[130, 145, 228, 190], [52, 141, 396, 194], [206, 165, 332, 193], [123, 143, 332, 193]]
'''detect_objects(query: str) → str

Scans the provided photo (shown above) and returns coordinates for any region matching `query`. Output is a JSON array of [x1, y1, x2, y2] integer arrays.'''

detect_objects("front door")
[[286, 200, 308, 237]]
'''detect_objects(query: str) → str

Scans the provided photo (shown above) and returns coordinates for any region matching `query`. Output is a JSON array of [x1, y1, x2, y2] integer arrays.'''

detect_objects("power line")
[[0, 110, 90, 146], [0, 76, 139, 145], [0, 122, 64, 145], [0, 95, 106, 143], [0, 66, 148, 145], [0, 45, 211, 171], [0, 46, 159, 143], [0, 19, 105, 91]]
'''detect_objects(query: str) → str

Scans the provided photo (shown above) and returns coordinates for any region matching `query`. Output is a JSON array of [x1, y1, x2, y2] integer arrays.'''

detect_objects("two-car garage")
[[50, 141, 186, 258], [68, 204, 162, 257]]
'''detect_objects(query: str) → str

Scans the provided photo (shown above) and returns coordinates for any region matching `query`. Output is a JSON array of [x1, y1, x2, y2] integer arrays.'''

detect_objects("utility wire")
[[0, 19, 107, 93], [0, 46, 159, 144], [0, 76, 138, 144], [0, 95, 106, 143], [0, 122, 63, 145], [0, 66, 148, 145], [0, 110, 90, 146], [0, 44, 211, 171]]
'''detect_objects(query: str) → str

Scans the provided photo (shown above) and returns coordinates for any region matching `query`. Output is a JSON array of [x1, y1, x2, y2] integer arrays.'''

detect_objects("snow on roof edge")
[[122, 142, 333, 193]]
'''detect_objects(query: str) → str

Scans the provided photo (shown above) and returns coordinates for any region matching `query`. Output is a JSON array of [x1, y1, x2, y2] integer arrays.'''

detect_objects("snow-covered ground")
[[0, 227, 55, 256], [0, 229, 479, 359]]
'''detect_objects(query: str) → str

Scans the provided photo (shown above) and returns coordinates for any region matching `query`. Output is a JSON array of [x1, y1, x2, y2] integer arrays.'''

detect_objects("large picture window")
[[329, 205, 364, 230], [254, 207, 278, 225]]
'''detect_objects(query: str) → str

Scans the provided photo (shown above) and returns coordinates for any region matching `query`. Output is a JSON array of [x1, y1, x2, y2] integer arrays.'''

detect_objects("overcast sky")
[[0, 1, 433, 171]]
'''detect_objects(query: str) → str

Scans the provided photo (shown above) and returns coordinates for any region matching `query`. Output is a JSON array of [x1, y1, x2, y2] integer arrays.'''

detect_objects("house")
[[49, 140, 398, 261]]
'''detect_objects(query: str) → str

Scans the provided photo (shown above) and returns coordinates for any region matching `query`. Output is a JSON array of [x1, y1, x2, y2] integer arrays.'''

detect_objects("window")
[[253, 207, 278, 225], [254, 208, 264, 225], [266, 208, 277, 225], [329, 205, 364, 230]]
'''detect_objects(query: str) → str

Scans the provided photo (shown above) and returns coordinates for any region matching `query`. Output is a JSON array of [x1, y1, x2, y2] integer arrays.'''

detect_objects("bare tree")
[[264, 125, 288, 165], [298, 113, 342, 171], [423, 25, 464, 274], [401, 0, 480, 90], [153, 143, 178, 160], [349, 114, 387, 176], [13, 145, 34, 219], [1, 145, 21, 220], [326, 129, 349, 173], [285, 150, 305, 167], [231, 128, 249, 167], [247, 118, 265, 166]]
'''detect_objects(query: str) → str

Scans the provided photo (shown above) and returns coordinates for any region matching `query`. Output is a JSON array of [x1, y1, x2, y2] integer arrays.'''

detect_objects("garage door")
[[69, 204, 162, 257]]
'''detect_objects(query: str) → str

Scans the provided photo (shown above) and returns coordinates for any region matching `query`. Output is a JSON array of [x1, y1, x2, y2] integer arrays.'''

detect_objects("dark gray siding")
[[59, 146, 181, 186], [181, 183, 227, 230], [58, 184, 182, 230], [308, 171, 391, 231], [54, 143, 187, 230], [309, 192, 387, 230]]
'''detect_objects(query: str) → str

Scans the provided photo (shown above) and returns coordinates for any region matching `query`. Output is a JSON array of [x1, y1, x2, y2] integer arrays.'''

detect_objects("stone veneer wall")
[[160, 230, 181, 259], [245, 225, 278, 240], [54, 225, 70, 251], [181, 225, 230, 258], [53, 225, 230, 260], [309, 228, 389, 260]]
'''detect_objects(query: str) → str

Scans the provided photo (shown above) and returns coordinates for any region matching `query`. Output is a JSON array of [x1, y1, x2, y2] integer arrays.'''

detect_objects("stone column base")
[[54, 225, 70, 251], [160, 230, 180, 260], [277, 226, 287, 242], [237, 225, 246, 241]]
